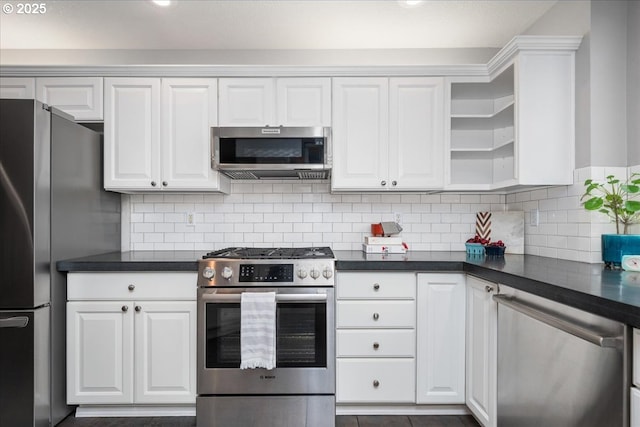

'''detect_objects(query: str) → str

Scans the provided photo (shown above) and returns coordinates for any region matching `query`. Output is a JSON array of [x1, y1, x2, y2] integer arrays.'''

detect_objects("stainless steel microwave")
[[211, 127, 331, 180]]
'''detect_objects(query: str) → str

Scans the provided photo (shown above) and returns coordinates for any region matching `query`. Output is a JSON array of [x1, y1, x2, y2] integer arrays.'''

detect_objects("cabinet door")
[[276, 78, 331, 126], [36, 77, 103, 121], [161, 79, 228, 192], [632, 387, 640, 427], [332, 78, 389, 191], [416, 273, 465, 404], [134, 301, 196, 404], [465, 276, 497, 427], [218, 78, 274, 126], [67, 302, 134, 404], [389, 77, 444, 190], [0, 77, 35, 99], [104, 78, 161, 191]]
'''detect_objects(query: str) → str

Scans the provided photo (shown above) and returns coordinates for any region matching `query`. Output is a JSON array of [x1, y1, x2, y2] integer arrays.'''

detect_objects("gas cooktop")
[[202, 246, 335, 260]]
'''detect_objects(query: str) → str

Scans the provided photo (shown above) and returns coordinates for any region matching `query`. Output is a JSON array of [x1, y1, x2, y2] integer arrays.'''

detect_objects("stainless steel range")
[[196, 247, 336, 427]]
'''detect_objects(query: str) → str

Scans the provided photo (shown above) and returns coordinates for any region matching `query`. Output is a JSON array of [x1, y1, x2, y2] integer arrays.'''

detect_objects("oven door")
[[197, 287, 335, 395]]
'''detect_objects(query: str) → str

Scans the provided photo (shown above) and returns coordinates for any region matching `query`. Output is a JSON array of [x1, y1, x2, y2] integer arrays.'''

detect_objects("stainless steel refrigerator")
[[0, 99, 121, 426]]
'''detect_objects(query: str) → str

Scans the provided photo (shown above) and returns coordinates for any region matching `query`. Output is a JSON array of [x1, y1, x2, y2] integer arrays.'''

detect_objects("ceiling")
[[0, 0, 559, 51]]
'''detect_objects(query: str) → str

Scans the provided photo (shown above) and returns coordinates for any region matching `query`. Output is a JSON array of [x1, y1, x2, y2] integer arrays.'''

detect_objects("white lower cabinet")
[[335, 272, 416, 404], [416, 273, 466, 404], [464, 276, 498, 427], [66, 273, 197, 407]]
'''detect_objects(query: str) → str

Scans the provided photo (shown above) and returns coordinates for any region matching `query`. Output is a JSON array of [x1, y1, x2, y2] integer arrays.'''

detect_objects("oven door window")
[[205, 302, 327, 368]]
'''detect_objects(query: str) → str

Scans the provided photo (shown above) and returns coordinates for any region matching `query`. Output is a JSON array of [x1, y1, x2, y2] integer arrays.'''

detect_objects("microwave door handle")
[[203, 293, 327, 303]]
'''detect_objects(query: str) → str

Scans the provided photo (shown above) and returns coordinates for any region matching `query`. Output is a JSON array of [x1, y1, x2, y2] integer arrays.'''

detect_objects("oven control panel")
[[198, 259, 335, 287]]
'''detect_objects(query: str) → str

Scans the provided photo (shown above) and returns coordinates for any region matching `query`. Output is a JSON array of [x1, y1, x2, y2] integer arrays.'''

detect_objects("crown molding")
[[0, 36, 582, 78]]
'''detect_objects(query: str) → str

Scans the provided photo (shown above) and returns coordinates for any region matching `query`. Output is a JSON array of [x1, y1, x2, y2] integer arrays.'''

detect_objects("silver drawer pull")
[[373, 283, 380, 291], [135, 306, 142, 312], [373, 342, 380, 350], [373, 380, 380, 388], [485, 285, 493, 293], [121, 306, 128, 312], [373, 313, 379, 321], [128, 284, 135, 291], [0, 316, 29, 328]]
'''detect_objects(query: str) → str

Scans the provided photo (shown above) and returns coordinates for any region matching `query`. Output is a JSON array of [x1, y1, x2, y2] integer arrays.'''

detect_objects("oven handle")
[[201, 293, 328, 303]]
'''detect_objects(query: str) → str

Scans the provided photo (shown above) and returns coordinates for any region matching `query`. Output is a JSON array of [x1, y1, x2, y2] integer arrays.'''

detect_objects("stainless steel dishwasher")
[[494, 285, 629, 427]]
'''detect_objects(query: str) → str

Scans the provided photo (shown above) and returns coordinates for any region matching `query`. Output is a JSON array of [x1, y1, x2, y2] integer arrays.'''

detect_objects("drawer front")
[[337, 301, 415, 328], [337, 359, 415, 403], [337, 272, 415, 299], [634, 328, 639, 388], [67, 272, 197, 301], [337, 330, 415, 357]]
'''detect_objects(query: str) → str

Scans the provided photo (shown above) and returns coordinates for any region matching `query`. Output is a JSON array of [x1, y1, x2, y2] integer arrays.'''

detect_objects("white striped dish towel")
[[240, 292, 276, 370]]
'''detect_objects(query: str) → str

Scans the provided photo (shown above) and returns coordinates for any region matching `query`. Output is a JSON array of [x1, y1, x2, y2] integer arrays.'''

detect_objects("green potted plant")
[[581, 172, 640, 267]]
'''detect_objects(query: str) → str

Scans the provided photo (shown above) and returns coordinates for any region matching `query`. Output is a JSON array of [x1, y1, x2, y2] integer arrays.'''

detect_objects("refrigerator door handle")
[[493, 294, 623, 349], [0, 316, 29, 328]]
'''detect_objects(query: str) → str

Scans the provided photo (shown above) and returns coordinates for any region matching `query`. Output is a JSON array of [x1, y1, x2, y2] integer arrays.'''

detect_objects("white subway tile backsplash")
[[123, 166, 638, 263]]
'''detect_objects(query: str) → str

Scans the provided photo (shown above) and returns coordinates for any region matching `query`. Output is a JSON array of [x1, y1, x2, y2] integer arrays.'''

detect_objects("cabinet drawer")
[[337, 330, 415, 357], [337, 272, 415, 299], [336, 359, 415, 403], [337, 301, 415, 328], [634, 329, 639, 388], [67, 272, 197, 301]]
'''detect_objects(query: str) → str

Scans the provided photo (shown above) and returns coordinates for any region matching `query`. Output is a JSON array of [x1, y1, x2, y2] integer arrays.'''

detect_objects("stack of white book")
[[362, 236, 407, 254]]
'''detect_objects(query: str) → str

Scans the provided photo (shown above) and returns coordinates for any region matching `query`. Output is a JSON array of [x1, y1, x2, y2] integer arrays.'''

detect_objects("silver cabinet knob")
[[392, 180, 397, 186], [485, 285, 494, 293], [135, 306, 142, 312], [121, 306, 128, 312], [373, 313, 379, 321], [373, 283, 380, 291], [162, 181, 168, 187], [128, 284, 135, 291], [151, 181, 157, 187], [373, 342, 380, 350], [381, 180, 387, 186], [373, 380, 380, 388]]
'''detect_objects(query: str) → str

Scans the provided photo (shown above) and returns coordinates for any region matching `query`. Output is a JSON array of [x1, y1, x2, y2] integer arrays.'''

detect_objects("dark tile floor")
[[56, 415, 480, 427]]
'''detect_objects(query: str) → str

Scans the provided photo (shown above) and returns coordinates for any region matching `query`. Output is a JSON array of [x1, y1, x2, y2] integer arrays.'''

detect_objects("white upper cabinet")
[[0, 77, 35, 99], [104, 77, 229, 193], [332, 77, 445, 191], [36, 77, 104, 121], [447, 45, 577, 190], [218, 77, 330, 127]]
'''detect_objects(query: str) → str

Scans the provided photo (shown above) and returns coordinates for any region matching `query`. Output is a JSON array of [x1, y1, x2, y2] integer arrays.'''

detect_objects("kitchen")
[[1, 1, 639, 426]]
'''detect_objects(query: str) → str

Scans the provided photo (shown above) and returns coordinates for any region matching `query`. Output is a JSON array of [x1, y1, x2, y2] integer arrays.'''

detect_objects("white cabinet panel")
[[161, 79, 223, 190], [332, 77, 389, 191], [36, 77, 103, 121], [134, 301, 196, 403], [633, 328, 639, 387], [276, 78, 331, 126], [67, 272, 197, 301], [336, 272, 415, 299], [389, 77, 444, 189], [416, 273, 466, 404], [218, 78, 274, 126], [337, 329, 414, 358], [332, 77, 445, 192], [337, 359, 415, 403], [465, 276, 498, 427], [337, 300, 415, 329], [0, 77, 35, 99], [104, 78, 160, 190], [67, 302, 134, 404]]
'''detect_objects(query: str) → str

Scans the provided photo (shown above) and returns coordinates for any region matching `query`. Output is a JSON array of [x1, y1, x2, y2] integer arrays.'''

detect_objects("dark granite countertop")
[[58, 250, 640, 328]]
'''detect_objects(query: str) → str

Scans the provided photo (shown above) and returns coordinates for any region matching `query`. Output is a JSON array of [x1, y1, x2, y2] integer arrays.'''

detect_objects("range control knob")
[[297, 269, 308, 279], [322, 268, 333, 279], [221, 266, 233, 280], [310, 268, 320, 280], [202, 267, 215, 281]]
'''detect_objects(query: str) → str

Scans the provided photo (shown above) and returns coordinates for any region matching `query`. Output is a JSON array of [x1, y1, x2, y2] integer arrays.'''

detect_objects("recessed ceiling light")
[[152, 0, 171, 6]]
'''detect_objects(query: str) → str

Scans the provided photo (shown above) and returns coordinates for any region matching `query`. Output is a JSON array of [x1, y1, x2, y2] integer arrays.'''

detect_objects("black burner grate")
[[203, 247, 334, 260]]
